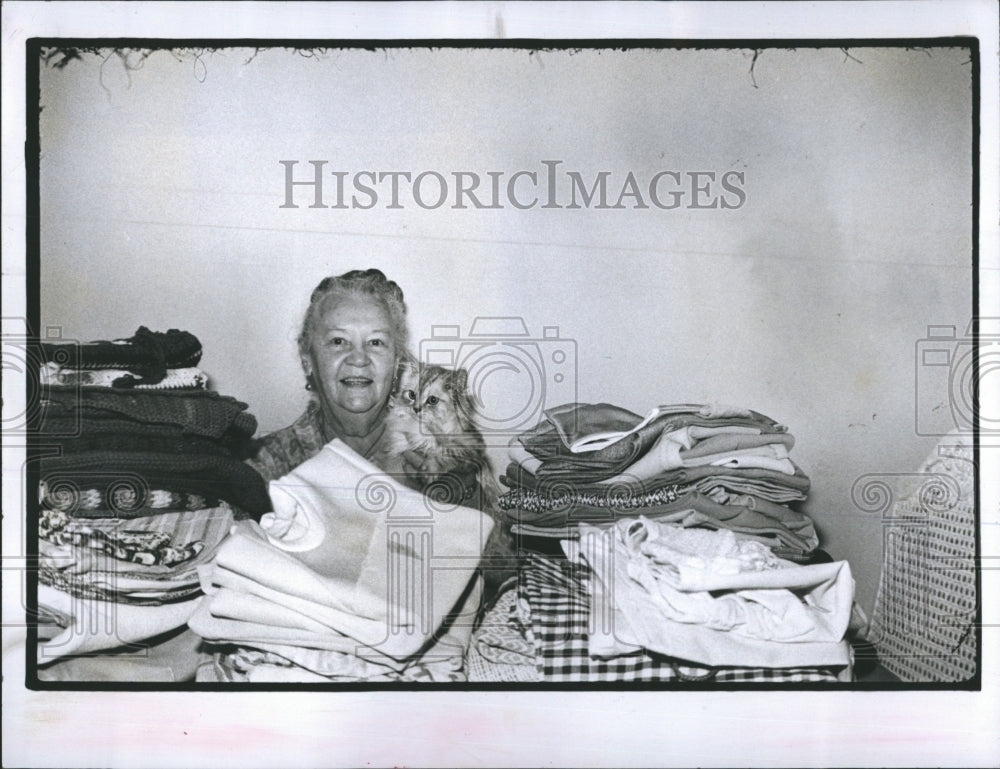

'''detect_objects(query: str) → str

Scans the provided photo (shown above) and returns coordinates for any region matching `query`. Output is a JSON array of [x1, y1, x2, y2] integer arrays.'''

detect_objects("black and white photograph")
[[3, 2, 998, 767]]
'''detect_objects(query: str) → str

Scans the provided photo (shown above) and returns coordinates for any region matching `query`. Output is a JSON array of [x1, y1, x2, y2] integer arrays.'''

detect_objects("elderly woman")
[[247, 268, 407, 479], [246, 267, 514, 598], [248, 269, 473, 496]]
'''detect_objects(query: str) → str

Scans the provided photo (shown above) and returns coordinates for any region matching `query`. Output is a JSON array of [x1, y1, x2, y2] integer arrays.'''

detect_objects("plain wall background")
[[37, 45, 973, 619]]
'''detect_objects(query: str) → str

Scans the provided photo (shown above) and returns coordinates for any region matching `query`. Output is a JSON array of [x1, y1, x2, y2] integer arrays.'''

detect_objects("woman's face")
[[304, 293, 399, 424]]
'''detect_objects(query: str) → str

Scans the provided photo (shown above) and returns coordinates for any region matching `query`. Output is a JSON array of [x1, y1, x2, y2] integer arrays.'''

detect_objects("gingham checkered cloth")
[[519, 553, 843, 683]]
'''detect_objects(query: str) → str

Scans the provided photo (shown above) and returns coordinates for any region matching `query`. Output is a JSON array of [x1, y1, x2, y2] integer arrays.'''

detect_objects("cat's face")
[[394, 362, 473, 435]]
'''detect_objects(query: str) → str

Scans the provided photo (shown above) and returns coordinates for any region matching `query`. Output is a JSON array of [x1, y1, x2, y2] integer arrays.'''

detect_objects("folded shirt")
[[502, 458, 812, 496], [690, 476, 807, 504], [524, 402, 786, 457], [622, 516, 781, 588], [526, 424, 791, 485], [596, 433, 796, 485], [546, 403, 781, 454]]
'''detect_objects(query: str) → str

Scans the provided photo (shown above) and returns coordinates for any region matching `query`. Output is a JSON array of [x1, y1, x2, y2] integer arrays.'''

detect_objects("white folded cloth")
[[37, 584, 201, 661], [566, 518, 854, 668], [192, 438, 492, 662]]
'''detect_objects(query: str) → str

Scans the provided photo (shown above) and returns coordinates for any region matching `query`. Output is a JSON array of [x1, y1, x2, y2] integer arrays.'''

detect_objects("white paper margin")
[[3, 2, 998, 768]]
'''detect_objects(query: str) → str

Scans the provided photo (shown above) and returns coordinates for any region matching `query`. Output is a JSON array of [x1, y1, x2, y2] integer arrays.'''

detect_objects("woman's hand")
[[401, 449, 479, 505]]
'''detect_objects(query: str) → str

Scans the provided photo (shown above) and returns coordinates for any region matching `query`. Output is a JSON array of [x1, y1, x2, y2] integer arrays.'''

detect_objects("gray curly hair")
[[297, 268, 410, 369]]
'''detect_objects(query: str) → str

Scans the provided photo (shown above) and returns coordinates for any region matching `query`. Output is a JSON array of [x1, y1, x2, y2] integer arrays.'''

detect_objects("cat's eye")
[[426, 395, 440, 406], [402, 389, 416, 402]]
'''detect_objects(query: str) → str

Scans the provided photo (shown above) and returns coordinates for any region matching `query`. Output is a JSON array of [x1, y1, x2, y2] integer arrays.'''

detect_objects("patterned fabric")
[[471, 585, 536, 665], [504, 491, 817, 558], [37, 561, 205, 606], [519, 554, 842, 683], [868, 433, 977, 682], [210, 645, 468, 683], [245, 400, 337, 483], [36, 505, 235, 605], [497, 485, 682, 516], [40, 326, 202, 385], [41, 484, 219, 517], [465, 638, 543, 683], [42, 505, 234, 572], [39, 452, 270, 517], [39, 507, 205, 567], [40, 363, 210, 391]]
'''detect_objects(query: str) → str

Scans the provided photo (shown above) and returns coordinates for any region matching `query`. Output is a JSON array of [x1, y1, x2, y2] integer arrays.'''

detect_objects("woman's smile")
[[305, 293, 398, 424]]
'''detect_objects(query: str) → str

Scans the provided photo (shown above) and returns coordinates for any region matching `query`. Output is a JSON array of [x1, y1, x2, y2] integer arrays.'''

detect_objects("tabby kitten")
[[377, 360, 501, 513]]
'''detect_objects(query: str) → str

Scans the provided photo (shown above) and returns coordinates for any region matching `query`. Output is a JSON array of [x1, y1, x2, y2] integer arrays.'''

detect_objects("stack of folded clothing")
[[189, 439, 494, 683], [34, 327, 268, 678], [37, 327, 269, 519], [499, 402, 820, 561], [36, 504, 235, 671], [565, 517, 854, 672], [467, 547, 853, 683]]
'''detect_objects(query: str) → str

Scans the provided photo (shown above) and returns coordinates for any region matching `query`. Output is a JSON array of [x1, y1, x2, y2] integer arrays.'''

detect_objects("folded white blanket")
[[194, 439, 492, 661]]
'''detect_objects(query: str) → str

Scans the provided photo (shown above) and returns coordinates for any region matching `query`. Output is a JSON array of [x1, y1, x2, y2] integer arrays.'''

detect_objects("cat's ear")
[[393, 354, 416, 394], [450, 367, 469, 393], [396, 350, 417, 371]]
